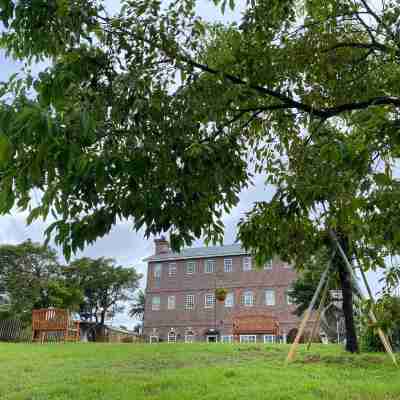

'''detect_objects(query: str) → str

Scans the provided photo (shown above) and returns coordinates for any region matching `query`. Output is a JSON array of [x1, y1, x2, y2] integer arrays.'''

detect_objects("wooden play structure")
[[32, 308, 80, 343], [286, 230, 398, 366], [233, 312, 280, 341]]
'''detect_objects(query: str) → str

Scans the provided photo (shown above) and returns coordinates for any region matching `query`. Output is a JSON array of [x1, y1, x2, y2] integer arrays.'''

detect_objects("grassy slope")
[[0, 344, 398, 400]]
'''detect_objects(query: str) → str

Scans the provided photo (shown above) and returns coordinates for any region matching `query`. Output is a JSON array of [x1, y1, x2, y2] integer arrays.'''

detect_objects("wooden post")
[[329, 230, 398, 366], [307, 275, 330, 350], [286, 259, 332, 364]]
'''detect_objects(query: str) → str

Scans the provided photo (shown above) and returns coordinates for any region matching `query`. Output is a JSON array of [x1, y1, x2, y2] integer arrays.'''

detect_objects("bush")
[[360, 326, 385, 352], [360, 324, 400, 352]]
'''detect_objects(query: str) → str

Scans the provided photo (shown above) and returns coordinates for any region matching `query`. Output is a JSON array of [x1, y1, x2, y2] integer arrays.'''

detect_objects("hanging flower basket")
[[215, 288, 228, 302]]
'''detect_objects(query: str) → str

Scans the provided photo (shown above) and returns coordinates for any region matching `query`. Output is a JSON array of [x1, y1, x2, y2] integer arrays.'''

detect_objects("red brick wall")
[[143, 255, 307, 341]]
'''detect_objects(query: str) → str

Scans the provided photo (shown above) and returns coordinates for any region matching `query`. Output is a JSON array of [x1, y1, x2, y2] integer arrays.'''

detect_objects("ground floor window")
[[168, 331, 177, 343], [185, 335, 195, 343], [221, 335, 233, 343], [206, 335, 218, 343], [240, 335, 257, 343], [149, 335, 159, 343], [263, 335, 275, 344]]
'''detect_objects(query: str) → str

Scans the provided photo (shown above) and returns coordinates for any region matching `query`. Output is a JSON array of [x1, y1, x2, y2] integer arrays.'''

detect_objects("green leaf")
[[0, 133, 12, 166], [374, 173, 391, 186]]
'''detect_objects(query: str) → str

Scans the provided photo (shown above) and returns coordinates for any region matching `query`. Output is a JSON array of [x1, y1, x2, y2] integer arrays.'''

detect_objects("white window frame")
[[184, 294, 195, 310], [242, 256, 252, 271], [264, 334, 275, 344], [206, 335, 218, 343], [265, 289, 276, 306], [224, 258, 233, 273], [204, 293, 215, 308], [153, 263, 162, 279], [168, 263, 177, 277], [186, 261, 196, 275], [264, 259, 273, 270], [168, 331, 177, 343], [240, 335, 257, 343], [221, 335, 233, 343], [286, 291, 293, 305], [149, 335, 159, 343], [224, 292, 234, 307], [242, 290, 254, 306], [185, 334, 195, 343], [168, 295, 176, 310], [204, 259, 216, 273], [151, 296, 161, 311]]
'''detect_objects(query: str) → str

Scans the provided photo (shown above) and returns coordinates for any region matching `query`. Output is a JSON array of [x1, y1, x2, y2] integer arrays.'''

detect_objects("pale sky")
[[0, 1, 384, 327]]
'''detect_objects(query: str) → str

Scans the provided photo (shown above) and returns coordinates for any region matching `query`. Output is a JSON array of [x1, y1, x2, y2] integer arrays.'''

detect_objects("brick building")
[[143, 238, 304, 343]]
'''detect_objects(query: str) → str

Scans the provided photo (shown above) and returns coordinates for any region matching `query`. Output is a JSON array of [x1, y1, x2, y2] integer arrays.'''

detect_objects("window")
[[151, 296, 161, 311], [204, 293, 215, 308], [153, 263, 162, 279], [184, 294, 195, 310], [185, 329, 195, 343], [241, 290, 254, 306], [168, 263, 177, 277], [240, 335, 257, 343], [264, 259, 273, 270], [185, 334, 195, 343], [225, 292, 234, 307], [265, 289, 276, 306], [149, 335, 159, 343], [242, 256, 252, 271], [205, 259, 216, 273], [168, 295, 176, 310], [168, 331, 176, 343], [224, 258, 233, 272], [221, 335, 233, 343], [264, 335, 275, 344], [284, 263, 292, 269], [286, 291, 293, 305], [186, 261, 196, 274]]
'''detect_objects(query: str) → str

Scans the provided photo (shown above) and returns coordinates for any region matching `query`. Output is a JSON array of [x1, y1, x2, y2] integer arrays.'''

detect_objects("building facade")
[[143, 238, 304, 343]]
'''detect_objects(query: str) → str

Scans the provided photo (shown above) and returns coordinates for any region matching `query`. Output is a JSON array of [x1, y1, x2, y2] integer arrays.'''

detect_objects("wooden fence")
[[0, 319, 32, 343]]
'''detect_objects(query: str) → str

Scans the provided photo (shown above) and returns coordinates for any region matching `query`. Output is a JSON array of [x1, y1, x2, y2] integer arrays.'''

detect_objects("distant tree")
[[360, 294, 400, 352], [133, 322, 143, 335], [289, 251, 335, 317], [64, 258, 142, 326], [129, 289, 145, 321], [0, 240, 82, 321]]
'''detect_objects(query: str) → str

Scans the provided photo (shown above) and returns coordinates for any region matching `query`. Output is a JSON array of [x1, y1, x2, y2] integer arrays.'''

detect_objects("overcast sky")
[[0, 1, 384, 327]]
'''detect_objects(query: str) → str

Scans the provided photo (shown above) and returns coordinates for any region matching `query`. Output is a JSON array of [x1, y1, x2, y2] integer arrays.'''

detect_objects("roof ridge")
[[143, 243, 247, 262]]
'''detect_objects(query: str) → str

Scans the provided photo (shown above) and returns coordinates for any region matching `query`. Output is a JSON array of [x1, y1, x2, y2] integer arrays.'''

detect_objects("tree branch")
[[323, 42, 390, 53], [100, 17, 400, 121]]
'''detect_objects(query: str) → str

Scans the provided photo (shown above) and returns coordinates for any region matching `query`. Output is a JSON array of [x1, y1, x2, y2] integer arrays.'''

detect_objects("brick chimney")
[[154, 236, 170, 255]]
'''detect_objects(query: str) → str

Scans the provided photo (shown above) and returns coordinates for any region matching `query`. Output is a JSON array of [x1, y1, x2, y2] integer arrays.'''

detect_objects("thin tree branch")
[[323, 42, 390, 53], [100, 16, 400, 121]]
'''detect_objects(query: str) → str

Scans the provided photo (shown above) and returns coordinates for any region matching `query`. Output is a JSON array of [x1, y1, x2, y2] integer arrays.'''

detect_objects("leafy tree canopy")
[[0, 0, 399, 272], [129, 288, 145, 321], [0, 240, 82, 321], [64, 257, 142, 325]]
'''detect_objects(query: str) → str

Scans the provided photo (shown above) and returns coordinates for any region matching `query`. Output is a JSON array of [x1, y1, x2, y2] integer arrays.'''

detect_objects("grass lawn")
[[0, 343, 398, 400]]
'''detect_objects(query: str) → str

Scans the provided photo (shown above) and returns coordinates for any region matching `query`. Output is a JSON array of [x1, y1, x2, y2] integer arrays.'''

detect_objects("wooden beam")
[[286, 258, 333, 364], [307, 275, 330, 350], [329, 230, 398, 366]]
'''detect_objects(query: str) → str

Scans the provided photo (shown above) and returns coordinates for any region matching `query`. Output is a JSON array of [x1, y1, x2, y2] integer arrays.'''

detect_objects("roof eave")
[[143, 251, 249, 263]]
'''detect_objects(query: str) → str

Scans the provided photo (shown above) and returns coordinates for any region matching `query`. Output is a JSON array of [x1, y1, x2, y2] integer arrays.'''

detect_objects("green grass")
[[0, 343, 398, 400]]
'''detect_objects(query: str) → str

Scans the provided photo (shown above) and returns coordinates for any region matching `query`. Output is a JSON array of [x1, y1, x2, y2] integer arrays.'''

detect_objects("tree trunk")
[[333, 234, 359, 353]]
